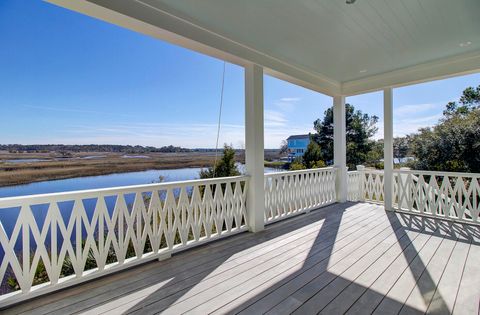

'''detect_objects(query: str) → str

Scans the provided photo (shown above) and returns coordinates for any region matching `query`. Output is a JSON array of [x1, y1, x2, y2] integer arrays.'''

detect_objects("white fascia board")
[[45, 0, 340, 96], [342, 50, 480, 96]]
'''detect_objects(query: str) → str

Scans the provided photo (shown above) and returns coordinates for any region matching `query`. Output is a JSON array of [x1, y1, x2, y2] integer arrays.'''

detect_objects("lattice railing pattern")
[[394, 170, 480, 224], [0, 176, 248, 302], [362, 169, 385, 203], [264, 167, 337, 223], [347, 171, 361, 201]]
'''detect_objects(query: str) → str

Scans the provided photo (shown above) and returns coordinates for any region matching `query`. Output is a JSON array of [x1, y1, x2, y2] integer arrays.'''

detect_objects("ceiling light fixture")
[[459, 41, 472, 47], [359, 69, 367, 73]]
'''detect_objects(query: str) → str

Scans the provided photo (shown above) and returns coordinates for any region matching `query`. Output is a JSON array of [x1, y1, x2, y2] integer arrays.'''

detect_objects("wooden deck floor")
[[3, 202, 480, 315]]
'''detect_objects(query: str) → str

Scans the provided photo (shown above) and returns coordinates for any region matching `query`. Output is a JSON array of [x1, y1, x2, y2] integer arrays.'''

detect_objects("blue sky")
[[1, 2, 479, 149]]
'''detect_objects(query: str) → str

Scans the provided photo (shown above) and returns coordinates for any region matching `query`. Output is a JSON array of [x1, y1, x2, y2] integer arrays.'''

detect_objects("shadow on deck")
[[3, 202, 480, 315]]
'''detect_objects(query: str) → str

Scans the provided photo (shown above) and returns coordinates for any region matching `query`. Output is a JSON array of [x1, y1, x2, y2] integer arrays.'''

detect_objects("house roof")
[[287, 134, 310, 140]]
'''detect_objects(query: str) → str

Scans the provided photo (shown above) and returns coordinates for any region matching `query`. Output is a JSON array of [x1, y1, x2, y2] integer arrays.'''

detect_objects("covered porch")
[[1, 0, 480, 313]]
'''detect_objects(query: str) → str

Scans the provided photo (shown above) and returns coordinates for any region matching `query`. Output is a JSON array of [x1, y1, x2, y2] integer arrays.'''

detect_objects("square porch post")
[[245, 63, 265, 232], [383, 87, 394, 210], [334, 95, 347, 203]]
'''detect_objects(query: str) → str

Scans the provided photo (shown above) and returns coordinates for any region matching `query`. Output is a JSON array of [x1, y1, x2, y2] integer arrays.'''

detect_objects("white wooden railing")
[[4, 164, 478, 305], [0, 176, 248, 304], [264, 167, 337, 223], [0, 167, 340, 305], [349, 166, 480, 225], [347, 170, 361, 201], [353, 167, 385, 203], [394, 169, 480, 224]]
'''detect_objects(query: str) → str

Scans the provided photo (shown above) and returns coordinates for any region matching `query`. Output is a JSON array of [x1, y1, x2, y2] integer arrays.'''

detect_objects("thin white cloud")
[[272, 97, 301, 111], [264, 110, 287, 127], [10, 96, 336, 148], [5, 118, 315, 149], [368, 101, 446, 139], [22, 104, 132, 117], [9, 104, 443, 147], [43, 122, 246, 148], [374, 113, 443, 139], [394, 103, 441, 116], [405, 114, 443, 124], [279, 97, 301, 102]]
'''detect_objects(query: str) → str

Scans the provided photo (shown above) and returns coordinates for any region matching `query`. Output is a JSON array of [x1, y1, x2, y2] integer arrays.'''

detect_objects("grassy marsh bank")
[[0, 151, 283, 187], [0, 152, 218, 187]]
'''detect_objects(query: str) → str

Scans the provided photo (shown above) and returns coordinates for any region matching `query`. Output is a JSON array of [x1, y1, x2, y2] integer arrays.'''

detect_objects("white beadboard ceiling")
[[50, 0, 480, 95]]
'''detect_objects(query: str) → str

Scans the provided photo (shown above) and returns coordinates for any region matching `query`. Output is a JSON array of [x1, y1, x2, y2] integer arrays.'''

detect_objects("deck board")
[[372, 228, 445, 315], [324, 225, 432, 315], [452, 231, 480, 315], [398, 230, 458, 315], [427, 238, 470, 315], [2, 202, 479, 315], [317, 218, 427, 314]]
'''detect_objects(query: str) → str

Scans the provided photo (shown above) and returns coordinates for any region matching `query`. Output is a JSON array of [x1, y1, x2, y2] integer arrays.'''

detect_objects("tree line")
[[288, 85, 480, 173], [0, 144, 192, 154]]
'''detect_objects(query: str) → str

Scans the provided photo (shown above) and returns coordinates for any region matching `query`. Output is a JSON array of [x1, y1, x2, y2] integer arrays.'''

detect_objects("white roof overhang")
[[46, 0, 480, 96]]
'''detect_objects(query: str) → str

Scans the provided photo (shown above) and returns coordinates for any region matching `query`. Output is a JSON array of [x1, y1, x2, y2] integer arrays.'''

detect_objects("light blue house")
[[287, 134, 310, 160]]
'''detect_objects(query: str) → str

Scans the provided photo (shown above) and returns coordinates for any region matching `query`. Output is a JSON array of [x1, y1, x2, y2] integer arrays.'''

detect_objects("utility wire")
[[212, 61, 226, 178]]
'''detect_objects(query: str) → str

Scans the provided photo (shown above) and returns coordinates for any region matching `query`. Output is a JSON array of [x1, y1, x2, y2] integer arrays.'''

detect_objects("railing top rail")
[[264, 167, 336, 177], [0, 175, 249, 206], [362, 169, 384, 174], [393, 169, 480, 178]]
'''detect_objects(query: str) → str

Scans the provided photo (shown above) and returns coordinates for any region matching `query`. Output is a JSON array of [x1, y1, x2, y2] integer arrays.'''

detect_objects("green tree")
[[302, 141, 325, 168], [365, 139, 384, 169], [312, 104, 378, 169], [411, 85, 480, 173], [289, 157, 307, 170], [443, 85, 480, 117], [200, 144, 240, 178], [393, 136, 411, 163]]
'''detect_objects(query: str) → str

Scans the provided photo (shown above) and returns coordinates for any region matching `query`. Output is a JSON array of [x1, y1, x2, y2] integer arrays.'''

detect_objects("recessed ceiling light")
[[460, 41, 472, 47], [359, 69, 368, 73]]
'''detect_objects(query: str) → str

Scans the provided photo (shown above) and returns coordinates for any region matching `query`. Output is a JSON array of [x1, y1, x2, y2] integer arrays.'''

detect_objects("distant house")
[[286, 134, 311, 160]]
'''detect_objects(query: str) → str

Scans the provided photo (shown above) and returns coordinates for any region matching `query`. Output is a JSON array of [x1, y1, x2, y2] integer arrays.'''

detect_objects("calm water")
[[4, 158, 49, 163], [0, 168, 204, 198], [1, 155, 152, 164], [0, 165, 280, 198]]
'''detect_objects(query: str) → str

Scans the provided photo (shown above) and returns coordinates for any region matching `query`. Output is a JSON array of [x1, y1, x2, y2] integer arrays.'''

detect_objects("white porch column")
[[333, 95, 347, 203], [383, 87, 394, 211], [245, 63, 265, 232]]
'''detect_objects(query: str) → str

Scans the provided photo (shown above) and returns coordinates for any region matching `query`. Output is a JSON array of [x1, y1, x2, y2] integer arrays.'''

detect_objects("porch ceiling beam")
[[342, 50, 480, 96], [46, 0, 341, 96]]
